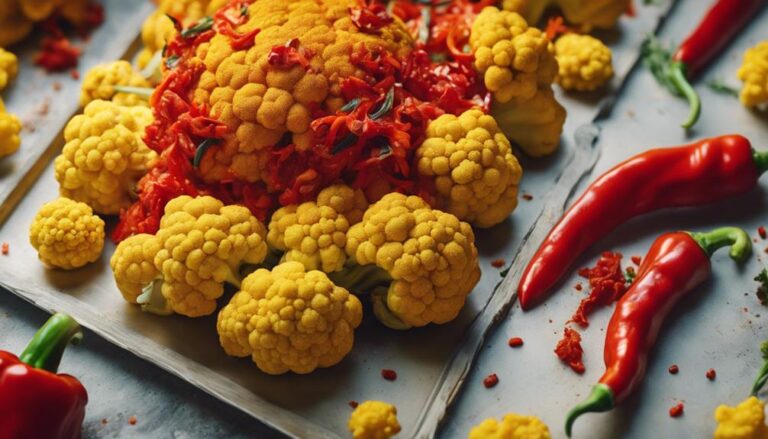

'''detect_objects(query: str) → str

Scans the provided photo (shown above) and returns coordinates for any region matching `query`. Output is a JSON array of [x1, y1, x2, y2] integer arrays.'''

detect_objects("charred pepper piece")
[[565, 227, 752, 436], [519, 134, 768, 310], [0, 313, 88, 439]]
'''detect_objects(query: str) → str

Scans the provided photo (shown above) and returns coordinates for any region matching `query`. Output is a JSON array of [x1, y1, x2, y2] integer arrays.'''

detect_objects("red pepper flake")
[[70, 70, 80, 80], [522, 193, 533, 201], [267, 39, 312, 70], [668, 403, 684, 418], [491, 258, 505, 268], [631, 256, 642, 265], [2, 243, 9, 255], [101, 418, 108, 425], [35, 37, 81, 71], [759, 226, 766, 239], [483, 373, 499, 388], [508, 337, 524, 348], [668, 364, 679, 374], [349, 3, 393, 34], [706, 368, 716, 380], [52, 82, 62, 91], [554, 328, 585, 374], [381, 369, 397, 381], [570, 251, 627, 328], [128, 416, 137, 425], [348, 400, 359, 409], [574, 283, 583, 291]]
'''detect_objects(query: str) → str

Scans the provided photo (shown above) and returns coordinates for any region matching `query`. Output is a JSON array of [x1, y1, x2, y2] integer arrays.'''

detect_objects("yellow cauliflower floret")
[[468, 413, 552, 439], [491, 87, 566, 157], [267, 185, 368, 273], [80, 61, 151, 107], [54, 100, 157, 214], [348, 401, 401, 439], [111, 195, 269, 317], [340, 193, 481, 328], [470, 7, 557, 104], [554, 33, 613, 91], [714, 397, 768, 439], [738, 41, 768, 109], [0, 47, 18, 91], [216, 261, 363, 374], [191, 0, 412, 187], [417, 109, 522, 228], [0, 99, 21, 158], [29, 197, 105, 270], [502, 0, 629, 30]]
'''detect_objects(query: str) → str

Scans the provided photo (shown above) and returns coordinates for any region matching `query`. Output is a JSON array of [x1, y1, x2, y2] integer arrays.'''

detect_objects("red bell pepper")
[[518, 134, 768, 310], [564, 227, 752, 436], [0, 313, 88, 439]]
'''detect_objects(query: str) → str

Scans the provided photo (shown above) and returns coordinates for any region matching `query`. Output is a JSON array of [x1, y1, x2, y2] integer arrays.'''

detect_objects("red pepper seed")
[[508, 337, 524, 347], [668, 364, 679, 374], [483, 373, 499, 388], [2, 243, 9, 255], [669, 403, 684, 418], [706, 369, 716, 380], [491, 259, 505, 268], [128, 416, 137, 425], [575, 283, 583, 291], [381, 369, 397, 381], [759, 226, 767, 239], [631, 256, 642, 265], [348, 400, 359, 409]]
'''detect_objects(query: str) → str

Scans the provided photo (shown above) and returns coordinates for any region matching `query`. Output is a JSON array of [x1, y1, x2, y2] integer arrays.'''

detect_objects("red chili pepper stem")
[[754, 150, 768, 175], [565, 384, 614, 437], [667, 61, 700, 129], [19, 313, 82, 373], [687, 226, 751, 262]]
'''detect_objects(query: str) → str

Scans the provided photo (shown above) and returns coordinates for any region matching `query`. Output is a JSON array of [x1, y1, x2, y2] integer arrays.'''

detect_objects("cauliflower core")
[[111, 195, 268, 317], [29, 197, 105, 270], [714, 396, 768, 439], [417, 109, 522, 228], [217, 261, 363, 374], [738, 41, 768, 109], [348, 401, 401, 439], [554, 33, 613, 92], [0, 47, 18, 91], [469, 413, 552, 439], [80, 61, 151, 107], [54, 100, 156, 214]]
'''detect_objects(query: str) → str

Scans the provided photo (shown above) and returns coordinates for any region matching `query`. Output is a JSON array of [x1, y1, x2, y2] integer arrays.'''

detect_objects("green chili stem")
[[565, 384, 615, 437], [668, 61, 701, 129], [753, 149, 768, 175], [751, 361, 768, 396], [688, 227, 752, 262], [19, 313, 82, 373], [113, 85, 155, 99]]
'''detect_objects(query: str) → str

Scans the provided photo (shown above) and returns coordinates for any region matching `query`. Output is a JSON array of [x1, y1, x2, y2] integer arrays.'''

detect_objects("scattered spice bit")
[[570, 252, 627, 328], [2, 243, 9, 255], [627, 109, 636, 118], [70, 69, 80, 80], [491, 258, 505, 268], [706, 368, 716, 380], [52, 82, 62, 91], [381, 369, 397, 381], [35, 37, 81, 71], [668, 403, 684, 418], [764, 247, 768, 254], [348, 400, 359, 409], [483, 373, 499, 388], [631, 256, 642, 265], [745, 307, 750, 313], [37, 100, 50, 116], [522, 193, 534, 201], [508, 337, 524, 348], [758, 269, 768, 306], [668, 364, 679, 374], [128, 416, 137, 425], [759, 226, 766, 239], [554, 327, 585, 374], [101, 418, 108, 425]]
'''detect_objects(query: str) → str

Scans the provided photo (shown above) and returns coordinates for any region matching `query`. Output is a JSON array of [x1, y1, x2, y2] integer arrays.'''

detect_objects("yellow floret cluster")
[[267, 185, 368, 273], [0, 47, 18, 91], [191, 0, 412, 187], [54, 99, 157, 215], [29, 197, 105, 270], [0, 98, 21, 158], [417, 109, 523, 228], [738, 41, 768, 109], [714, 396, 768, 439], [0, 0, 96, 47], [217, 261, 363, 374], [554, 33, 614, 92], [348, 401, 401, 439], [469, 413, 552, 439], [111, 195, 269, 317], [502, 0, 630, 30], [80, 61, 151, 107]]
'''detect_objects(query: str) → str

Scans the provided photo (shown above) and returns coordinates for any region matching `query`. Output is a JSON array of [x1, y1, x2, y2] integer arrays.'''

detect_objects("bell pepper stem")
[[688, 227, 752, 262], [565, 384, 615, 437], [668, 61, 701, 129], [19, 313, 82, 373], [753, 149, 768, 176]]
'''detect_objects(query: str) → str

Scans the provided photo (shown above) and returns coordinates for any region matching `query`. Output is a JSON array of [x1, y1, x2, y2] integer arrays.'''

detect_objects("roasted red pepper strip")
[[666, 0, 764, 128], [564, 227, 752, 436], [518, 134, 768, 310], [0, 313, 88, 439]]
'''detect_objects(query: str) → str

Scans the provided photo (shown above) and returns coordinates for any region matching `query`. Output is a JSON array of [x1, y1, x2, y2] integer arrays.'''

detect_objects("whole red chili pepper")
[[0, 313, 88, 439], [564, 227, 752, 436], [664, 0, 764, 128], [518, 134, 768, 310]]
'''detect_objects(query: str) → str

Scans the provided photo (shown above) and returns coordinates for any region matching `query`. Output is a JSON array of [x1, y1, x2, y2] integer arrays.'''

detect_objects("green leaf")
[[641, 35, 679, 95], [706, 78, 739, 97], [369, 87, 395, 120], [756, 268, 768, 305], [181, 16, 214, 39], [193, 138, 219, 168], [339, 98, 361, 113]]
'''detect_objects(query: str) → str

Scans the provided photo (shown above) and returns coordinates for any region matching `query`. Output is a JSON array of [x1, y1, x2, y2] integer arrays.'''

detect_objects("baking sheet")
[[0, 2, 674, 438]]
